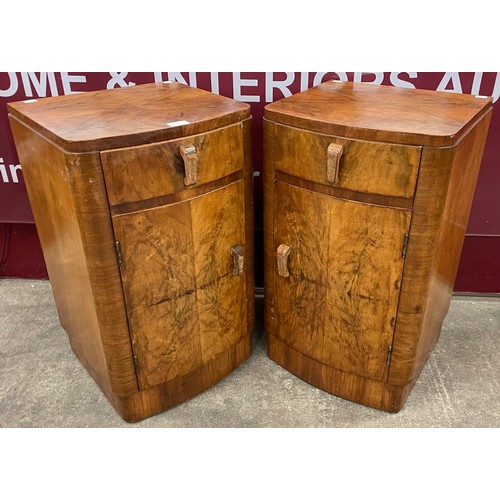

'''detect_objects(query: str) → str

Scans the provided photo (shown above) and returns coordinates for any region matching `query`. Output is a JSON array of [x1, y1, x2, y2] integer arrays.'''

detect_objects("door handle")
[[276, 244, 291, 278], [327, 143, 343, 184], [231, 244, 244, 276], [179, 144, 198, 186]]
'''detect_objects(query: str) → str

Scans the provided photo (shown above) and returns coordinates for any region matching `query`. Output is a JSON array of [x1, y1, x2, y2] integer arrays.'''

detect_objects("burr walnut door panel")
[[273, 181, 411, 381], [112, 180, 247, 390]]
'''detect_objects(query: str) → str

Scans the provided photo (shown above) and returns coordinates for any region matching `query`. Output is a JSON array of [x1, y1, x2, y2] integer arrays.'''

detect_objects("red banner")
[[1, 72, 499, 291]]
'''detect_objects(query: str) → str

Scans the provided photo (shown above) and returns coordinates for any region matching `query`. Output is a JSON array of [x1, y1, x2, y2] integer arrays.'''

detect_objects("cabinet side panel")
[[413, 111, 492, 378], [389, 146, 455, 385], [263, 119, 276, 335], [242, 118, 255, 334], [66, 150, 138, 396], [389, 111, 492, 386], [8, 117, 113, 395]]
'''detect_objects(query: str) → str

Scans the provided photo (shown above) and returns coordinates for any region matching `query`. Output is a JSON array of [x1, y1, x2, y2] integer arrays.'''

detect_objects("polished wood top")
[[264, 81, 492, 147], [8, 82, 250, 152]]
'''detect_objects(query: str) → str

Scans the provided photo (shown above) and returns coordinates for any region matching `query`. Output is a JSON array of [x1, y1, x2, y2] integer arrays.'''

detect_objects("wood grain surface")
[[265, 82, 493, 412], [273, 123, 421, 198], [242, 119, 255, 335], [192, 181, 247, 363], [7, 82, 251, 152], [275, 171, 413, 210], [264, 80, 492, 147], [263, 120, 276, 336], [389, 110, 493, 385], [9, 117, 138, 396], [113, 181, 247, 390], [268, 334, 413, 412], [112, 335, 251, 422], [9, 84, 254, 421], [109, 171, 243, 216], [101, 123, 244, 206], [113, 201, 200, 389], [274, 181, 410, 381]]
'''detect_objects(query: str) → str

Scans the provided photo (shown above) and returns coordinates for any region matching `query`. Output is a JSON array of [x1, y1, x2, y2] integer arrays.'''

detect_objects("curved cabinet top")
[[7, 82, 251, 153], [264, 80, 492, 147]]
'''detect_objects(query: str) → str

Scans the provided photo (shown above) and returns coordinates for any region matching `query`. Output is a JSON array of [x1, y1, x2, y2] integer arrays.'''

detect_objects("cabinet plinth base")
[[267, 334, 414, 413], [83, 336, 251, 423]]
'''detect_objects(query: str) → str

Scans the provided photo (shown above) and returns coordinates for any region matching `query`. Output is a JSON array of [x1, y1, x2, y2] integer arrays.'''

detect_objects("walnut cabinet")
[[264, 81, 492, 412], [8, 82, 254, 422]]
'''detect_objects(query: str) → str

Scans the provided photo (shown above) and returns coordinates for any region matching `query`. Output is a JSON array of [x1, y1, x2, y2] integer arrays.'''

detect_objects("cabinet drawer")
[[273, 123, 422, 199], [101, 123, 243, 206]]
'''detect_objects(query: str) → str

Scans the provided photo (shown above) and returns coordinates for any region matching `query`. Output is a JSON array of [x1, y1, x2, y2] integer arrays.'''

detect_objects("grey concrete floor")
[[0, 278, 499, 427]]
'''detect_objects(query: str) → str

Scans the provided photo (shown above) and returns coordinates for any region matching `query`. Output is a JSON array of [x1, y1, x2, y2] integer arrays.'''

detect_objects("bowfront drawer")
[[273, 123, 422, 199], [101, 123, 243, 206]]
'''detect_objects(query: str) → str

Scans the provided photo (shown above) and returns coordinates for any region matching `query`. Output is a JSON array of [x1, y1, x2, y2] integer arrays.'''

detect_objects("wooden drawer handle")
[[276, 244, 291, 278], [231, 244, 244, 276], [179, 144, 198, 186], [327, 143, 344, 184]]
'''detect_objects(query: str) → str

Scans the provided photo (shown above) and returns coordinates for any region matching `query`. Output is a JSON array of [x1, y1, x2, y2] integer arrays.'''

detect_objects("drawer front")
[[101, 123, 243, 206], [273, 123, 421, 199]]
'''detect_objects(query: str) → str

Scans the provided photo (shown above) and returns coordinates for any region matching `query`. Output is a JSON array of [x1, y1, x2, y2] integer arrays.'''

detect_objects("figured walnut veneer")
[[9, 83, 254, 422], [264, 81, 492, 412]]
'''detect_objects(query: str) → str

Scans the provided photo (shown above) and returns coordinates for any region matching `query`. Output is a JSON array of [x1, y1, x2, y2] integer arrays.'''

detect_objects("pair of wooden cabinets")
[[8, 81, 492, 421]]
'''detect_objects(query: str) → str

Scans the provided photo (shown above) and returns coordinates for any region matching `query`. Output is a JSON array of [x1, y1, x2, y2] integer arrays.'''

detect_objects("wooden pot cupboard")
[[8, 82, 255, 422], [264, 81, 492, 412]]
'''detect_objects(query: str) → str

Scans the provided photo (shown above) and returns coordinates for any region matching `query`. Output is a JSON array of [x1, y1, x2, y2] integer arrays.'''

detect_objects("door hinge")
[[386, 345, 393, 365], [133, 354, 139, 373], [115, 240, 123, 267], [401, 233, 409, 259]]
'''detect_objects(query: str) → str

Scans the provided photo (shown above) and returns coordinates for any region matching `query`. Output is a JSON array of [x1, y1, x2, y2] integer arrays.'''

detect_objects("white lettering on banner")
[[153, 72, 164, 83], [331, 72, 348, 82], [0, 72, 19, 97], [123, 72, 500, 104], [312, 72, 326, 87], [437, 72, 463, 93], [300, 72, 309, 92], [492, 73, 500, 104], [233, 73, 260, 102], [107, 72, 136, 89], [61, 73, 87, 95], [170, 72, 197, 87], [0, 158, 22, 183], [210, 72, 219, 94], [21, 72, 58, 98], [265, 72, 294, 102], [354, 72, 384, 84], [471, 72, 483, 96], [9, 164, 22, 183], [390, 72, 417, 89], [0, 158, 7, 182], [312, 71, 348, 86], [153, 72, 198, 87]]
